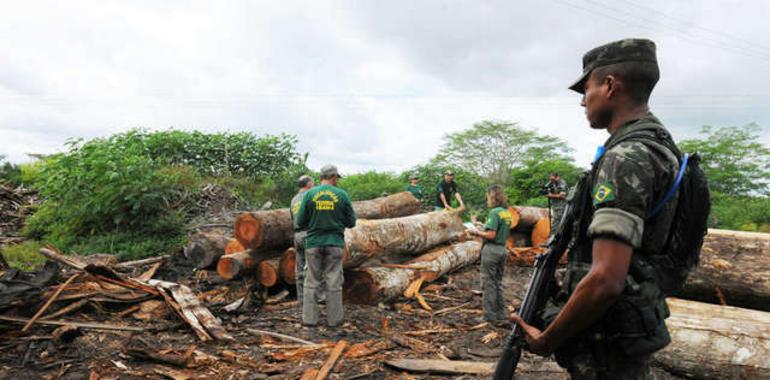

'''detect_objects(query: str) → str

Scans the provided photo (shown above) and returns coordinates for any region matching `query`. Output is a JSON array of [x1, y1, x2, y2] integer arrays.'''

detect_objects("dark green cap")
[[569, 38, 658, 94]]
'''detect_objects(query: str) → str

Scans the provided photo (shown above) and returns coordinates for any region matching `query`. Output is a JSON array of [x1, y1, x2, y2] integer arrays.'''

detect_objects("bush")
[[1, 241, 46, 271], [23, 130, 304, 259], [710, 192, 770, 232], [0, 154, 22, 186], [338, 171, 404, 201]]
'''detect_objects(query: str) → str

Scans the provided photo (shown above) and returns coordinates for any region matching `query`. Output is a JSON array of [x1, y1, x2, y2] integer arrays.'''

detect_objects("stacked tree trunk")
[[504, 206, 551, 266]]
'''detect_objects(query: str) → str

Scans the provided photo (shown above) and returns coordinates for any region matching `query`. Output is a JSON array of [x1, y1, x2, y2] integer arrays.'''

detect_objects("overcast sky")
[[1, 1, 769, 173]]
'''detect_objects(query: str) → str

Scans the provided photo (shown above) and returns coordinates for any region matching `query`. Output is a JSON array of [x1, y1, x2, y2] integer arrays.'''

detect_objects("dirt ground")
[[0, 255, 684, 380]]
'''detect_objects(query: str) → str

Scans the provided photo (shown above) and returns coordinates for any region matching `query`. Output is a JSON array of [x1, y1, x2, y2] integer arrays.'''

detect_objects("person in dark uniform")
[[405, 173, 423, 201], [435, 170, 465, 211]]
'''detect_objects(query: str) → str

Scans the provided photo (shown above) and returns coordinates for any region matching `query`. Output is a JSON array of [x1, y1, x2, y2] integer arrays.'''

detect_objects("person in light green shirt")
[[295, 164, 356, 328], [405, 173, 423, 201], [469, 184, 512, 325]]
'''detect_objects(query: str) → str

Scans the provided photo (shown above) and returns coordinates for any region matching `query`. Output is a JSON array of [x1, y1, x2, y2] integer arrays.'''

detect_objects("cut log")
[[279, 248, 297, 284], [344, 210, 467, 268], [506, 231, 531, 251], [678, 229, 770, 311], [343, 240, 482, 304], [352, 191, 420, 219], [531, 217, 550, 248], [233, 192, 422, 252], [258, 259, 280, 287], [216, 251, 256, 281], [513, 206, 549, 229], [224, 238, 245, 255], [185, 232, 230, 269], [655, 298, 770, 379]]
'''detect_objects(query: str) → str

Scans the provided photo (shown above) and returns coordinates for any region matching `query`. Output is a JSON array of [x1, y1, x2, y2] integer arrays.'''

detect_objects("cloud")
[[0, 0, 768, 171]]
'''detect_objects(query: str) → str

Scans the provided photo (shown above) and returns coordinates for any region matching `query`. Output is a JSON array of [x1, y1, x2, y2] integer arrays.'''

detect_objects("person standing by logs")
[[405, 173, 423, 202], [435, 170, 465, 211], [289, 175, 324, 307], [543, 172, 569, 237], [296, 165, 356, 328], [469, 185, 513, 326]]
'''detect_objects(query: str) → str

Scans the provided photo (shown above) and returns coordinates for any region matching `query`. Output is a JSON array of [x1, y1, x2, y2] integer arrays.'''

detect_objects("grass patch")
[[2, 241, 46, 270]]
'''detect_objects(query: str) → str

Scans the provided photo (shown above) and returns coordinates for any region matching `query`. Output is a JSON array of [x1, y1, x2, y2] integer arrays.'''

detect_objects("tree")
[[432, 120, 574, 185], [679, 124, 770, 197], [509, 155, 583, 205]]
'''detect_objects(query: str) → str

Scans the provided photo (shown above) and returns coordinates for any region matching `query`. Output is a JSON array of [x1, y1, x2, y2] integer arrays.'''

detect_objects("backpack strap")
[[598, 126, 683, 219]]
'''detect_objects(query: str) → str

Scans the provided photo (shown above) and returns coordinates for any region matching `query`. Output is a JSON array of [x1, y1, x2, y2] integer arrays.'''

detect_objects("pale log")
[[679, 229, 770, 310], [513, 206, 549, 229], [233, 192, 422, 252], [343, 240, 482, 304], [655, 298, 770, 379], [343, 210, 466, 268], [385, 359, 566, 377]]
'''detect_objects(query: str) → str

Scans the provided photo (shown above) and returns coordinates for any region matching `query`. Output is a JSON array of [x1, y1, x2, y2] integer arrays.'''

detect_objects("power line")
[[551, 0, 770, 63]]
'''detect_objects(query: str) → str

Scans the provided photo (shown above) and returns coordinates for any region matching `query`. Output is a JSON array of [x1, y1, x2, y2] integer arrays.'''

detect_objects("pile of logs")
[[504, 206, 552, 265], [0, 184, 38, 245]]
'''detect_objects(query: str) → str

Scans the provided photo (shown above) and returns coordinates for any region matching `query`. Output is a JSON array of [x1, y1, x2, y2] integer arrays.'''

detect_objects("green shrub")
[[710, 192, 770, 231], [0, 154, 22, 186], [338, 171, 404, 201]]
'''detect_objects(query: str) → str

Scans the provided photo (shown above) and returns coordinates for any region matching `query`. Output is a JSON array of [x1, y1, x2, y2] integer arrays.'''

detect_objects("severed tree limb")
[[0, 315, 145, 331], [114, 255, 169, 269], [23, 273, 80, 332], [246, 328, 316, 346], [315, 340, 347, 380]]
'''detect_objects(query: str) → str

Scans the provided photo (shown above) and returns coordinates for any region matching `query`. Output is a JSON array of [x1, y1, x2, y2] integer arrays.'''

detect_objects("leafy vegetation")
[[3, 120, 768, 269], [433, 120, 574, 185], [21, 130, 303, 260]]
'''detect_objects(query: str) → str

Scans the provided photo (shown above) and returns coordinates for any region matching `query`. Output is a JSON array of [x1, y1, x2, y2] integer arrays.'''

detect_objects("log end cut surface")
[[234, 213, 262, 250], [279, 248, 296, 284], [224, 238, 245, 255]]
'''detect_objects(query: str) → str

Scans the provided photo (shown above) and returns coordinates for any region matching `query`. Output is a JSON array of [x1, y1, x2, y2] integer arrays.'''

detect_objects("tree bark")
[[513, 206, 548, 229], [185, 232, 230, 270], [233, 192, 422, 253], [352, 191, 421, 220], [343, 240, 482, 304], [343, 210, 467, 268], [655, 298, 770, 379], [679, 229, 770, 311]]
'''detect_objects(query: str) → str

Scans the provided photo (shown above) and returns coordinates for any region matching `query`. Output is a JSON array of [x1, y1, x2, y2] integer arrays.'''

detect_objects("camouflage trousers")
[[550, 203, 566, 237], [560, 347, 653, 380], [480, 243, 508, 322], [293, 232, 325, 308], [302, 246, 344, 327]]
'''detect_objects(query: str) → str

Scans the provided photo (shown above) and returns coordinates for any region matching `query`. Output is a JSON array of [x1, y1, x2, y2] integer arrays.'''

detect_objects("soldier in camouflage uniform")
[[511, 39, 680, 379], [545, 172, 569, 236]]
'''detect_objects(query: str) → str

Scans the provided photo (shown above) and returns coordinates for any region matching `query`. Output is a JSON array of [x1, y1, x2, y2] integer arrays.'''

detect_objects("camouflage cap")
[[569, 38, 658, 94], [320, 164, 342, 178]]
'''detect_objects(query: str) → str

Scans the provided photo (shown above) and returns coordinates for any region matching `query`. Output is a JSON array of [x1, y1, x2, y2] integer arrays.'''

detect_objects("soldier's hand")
[[444, 206, 453, 211], [510, 313, 554, 356]]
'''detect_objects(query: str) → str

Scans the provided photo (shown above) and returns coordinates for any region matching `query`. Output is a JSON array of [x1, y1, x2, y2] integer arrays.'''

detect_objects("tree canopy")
[[432, 120, 574, 185], [679, 124, 770, 197]]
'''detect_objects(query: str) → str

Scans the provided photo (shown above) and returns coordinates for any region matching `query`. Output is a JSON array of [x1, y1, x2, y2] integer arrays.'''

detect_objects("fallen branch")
[[247, 328, 317, 346], [114, 256, 169, 269], [23, 273, 80, 332], [315, 340, 347, 380], [0, 315, 145, 332]]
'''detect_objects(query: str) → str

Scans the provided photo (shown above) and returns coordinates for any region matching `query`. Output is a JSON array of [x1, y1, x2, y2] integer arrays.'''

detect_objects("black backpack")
[[605, 128, 711, 295]]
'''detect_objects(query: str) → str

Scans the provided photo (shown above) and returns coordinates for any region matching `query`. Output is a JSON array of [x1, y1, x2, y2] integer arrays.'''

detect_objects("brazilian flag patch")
[[592, 182, 616, 205]]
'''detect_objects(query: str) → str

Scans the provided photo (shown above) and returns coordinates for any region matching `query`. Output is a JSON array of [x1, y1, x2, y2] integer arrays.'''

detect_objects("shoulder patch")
[[592, 182, 616, 205]]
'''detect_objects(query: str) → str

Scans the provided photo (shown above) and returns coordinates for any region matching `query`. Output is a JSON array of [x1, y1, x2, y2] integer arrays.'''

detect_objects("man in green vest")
[[405, 173, 423, 201], [296, 164, 356, 328], [511, 39, 680, 379]]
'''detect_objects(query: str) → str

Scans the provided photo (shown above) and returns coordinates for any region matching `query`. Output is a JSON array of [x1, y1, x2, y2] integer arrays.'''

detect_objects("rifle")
[[492, 200, 575, 380]]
